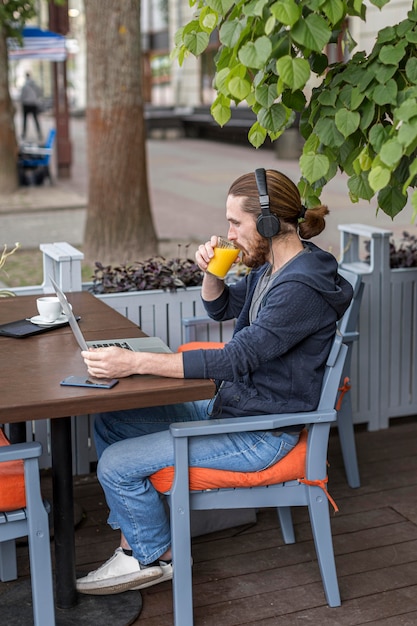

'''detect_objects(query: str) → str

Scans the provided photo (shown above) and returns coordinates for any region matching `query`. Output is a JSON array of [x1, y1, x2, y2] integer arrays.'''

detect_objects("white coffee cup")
[[36, 296, 62, 322]]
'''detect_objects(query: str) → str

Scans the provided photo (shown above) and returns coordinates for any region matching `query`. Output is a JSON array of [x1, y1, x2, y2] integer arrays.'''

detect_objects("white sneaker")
[[130, 560, 173, 590], [76, 548, 163, 595]]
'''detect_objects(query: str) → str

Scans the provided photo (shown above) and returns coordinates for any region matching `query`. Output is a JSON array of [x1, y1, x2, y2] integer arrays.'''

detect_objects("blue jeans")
[[94, 400, 299, 565]]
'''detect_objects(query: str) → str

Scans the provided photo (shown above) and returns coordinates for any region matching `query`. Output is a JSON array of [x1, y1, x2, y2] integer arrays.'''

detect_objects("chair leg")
[[308, 487, 341, 607], [276, 507, 295, 544], [337, 395, 361, 488], [25, 458, 55, 626], [170, 437, 194, 626], [0, 539, 18, 581]]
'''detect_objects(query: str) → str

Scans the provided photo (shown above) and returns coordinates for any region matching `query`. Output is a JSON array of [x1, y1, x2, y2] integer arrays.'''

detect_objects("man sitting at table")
[[76, 169, 353, 594]]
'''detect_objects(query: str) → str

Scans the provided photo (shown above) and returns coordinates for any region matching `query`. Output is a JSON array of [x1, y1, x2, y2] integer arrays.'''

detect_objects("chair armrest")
[[0, 441, 42, 462], [182, 315, 212, 328], [342, 331, 359, 343], [169, 408, 336, 438]]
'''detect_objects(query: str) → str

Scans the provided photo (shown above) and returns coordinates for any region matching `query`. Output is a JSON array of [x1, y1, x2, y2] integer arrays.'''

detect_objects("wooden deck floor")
[[8, 417, 417, 625]]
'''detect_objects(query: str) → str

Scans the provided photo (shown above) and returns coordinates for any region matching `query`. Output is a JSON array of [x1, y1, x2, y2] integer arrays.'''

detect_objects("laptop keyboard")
[[89, 341, 133, 350]]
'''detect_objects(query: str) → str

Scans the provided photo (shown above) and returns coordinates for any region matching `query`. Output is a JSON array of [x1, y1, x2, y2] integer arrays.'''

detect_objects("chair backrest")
[[44, 128, 56, 150], [337, 267, 364, 337], [318, 332, 347, 412]]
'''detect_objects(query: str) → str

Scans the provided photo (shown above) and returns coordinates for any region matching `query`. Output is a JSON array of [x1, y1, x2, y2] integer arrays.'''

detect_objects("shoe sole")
[[131, 567, 173, 590], [77, 569, 163, 595]]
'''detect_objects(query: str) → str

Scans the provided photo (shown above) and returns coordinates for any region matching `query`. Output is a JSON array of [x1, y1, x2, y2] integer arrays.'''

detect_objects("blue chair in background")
[[19, 128, 56, 186]]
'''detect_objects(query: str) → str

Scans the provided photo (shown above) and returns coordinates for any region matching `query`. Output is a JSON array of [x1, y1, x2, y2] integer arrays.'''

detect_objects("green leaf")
[[248, 122, 267, 148], [291, 14, 332, 53], [281, 89, 306, 112], [238, 36, 272, 70], [379, 42, 407, 66], [322, 0, 345, 24], [270, 0, 301, 27], [219, 19, 245, 47], [258, 103, 287, 132], [406, 30, 417, 44], [350, 87, 365, 110], [402, 158, 417, 194], [300, 153, 330, 184], [359, 100, 376, 130], [211, 96, 231, 126], [368, 165, 391, 191], [303, 133, 321, 153], [228, 76, 251, 99], [335, 109, 360, 138], [314, 117, 345, 147], [378, 185, 408, 218], [370, 0, 391, 9], [276, 56, 310, 92], [374, 62, 398, 84], [242, 0, 268, 17], [183, 30, 210, 56], [317, 90, 337, 107], [369, 124, 390, 151], [309, 52, 329, 75], [398, 120, 417, 148], [206, 0, 235, 16], [347, 172, 375, 201], [379, 139, 403, 168], [376, 26, 396, 45], [358, 147, 373, 171], [255, 83, 278, 108], [373, 79, 398, 105], [265, 16, 276, 36], [405, 57, 417, 84], [199, 7, 218, 32], [214, 67, 231, 95]]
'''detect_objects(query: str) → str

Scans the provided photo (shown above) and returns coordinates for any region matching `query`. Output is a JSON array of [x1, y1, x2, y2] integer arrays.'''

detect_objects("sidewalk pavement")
[[1, 114, 416, 259]]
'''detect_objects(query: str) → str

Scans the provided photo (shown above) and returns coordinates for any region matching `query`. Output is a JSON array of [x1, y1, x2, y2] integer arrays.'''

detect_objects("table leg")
[[48, 416, 143, 624], [8, 422, 27, 443], [50, 416, 77, 609]]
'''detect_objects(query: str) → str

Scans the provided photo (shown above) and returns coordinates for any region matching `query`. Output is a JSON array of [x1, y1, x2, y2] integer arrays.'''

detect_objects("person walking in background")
[[20, 72, 43, 141]]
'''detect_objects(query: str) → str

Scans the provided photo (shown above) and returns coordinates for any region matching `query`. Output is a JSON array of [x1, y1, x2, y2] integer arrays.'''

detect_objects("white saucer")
[[29, 314, 68, 327]]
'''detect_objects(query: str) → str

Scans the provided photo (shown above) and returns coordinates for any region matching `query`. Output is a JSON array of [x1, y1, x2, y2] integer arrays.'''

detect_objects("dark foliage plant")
[[90, 254, 203, 294], [365, 231, 417, 268]]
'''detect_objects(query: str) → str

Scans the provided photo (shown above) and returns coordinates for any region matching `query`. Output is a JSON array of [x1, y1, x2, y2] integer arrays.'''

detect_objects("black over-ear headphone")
[[255, 168, 280, 238]]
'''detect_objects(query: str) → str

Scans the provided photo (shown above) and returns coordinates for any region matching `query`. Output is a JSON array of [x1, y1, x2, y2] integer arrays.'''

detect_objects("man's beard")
[[240, 233, 271, 268]]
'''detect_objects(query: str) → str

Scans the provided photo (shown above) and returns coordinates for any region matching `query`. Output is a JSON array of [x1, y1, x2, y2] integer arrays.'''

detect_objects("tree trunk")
[[83, 0, 158, 266], [0, 28, 19, 194]]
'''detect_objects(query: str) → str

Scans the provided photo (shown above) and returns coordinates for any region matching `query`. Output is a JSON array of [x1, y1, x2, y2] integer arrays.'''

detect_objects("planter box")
[[339, 224, 417, 430]]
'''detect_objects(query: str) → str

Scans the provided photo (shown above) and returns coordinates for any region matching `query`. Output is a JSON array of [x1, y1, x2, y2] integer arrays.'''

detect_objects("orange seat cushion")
[[0, 429, 26, 511], [150, 429, 308, 492], [177, 341, 226, 352]]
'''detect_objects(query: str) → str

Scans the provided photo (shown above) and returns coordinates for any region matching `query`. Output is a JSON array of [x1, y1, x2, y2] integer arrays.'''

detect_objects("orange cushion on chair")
[[177, 341, 226, 352], [0, 429, 26, 511], [150, 429, 308, 493]]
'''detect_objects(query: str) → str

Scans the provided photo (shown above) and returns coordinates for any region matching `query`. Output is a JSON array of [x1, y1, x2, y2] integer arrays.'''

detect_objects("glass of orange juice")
[[206, 237, 240, 279]]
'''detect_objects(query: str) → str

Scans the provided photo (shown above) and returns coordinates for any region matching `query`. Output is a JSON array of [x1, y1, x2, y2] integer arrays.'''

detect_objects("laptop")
[[49, 277, 172, 354]]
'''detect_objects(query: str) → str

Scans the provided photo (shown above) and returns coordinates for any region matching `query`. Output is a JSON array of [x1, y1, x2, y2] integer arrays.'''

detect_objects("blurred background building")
[[8, 0, 413, 116]]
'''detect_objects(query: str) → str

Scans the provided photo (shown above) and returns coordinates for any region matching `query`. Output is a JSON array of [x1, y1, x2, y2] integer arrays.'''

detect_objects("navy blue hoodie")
[[182, 242, 353, 419]]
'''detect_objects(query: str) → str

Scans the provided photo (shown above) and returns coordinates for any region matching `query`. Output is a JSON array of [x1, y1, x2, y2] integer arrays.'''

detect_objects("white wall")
[[351, 0, 410, 53]]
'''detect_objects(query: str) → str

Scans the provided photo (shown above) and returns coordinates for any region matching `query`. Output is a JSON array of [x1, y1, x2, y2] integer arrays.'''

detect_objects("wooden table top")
[[0, 291, 214, 422]]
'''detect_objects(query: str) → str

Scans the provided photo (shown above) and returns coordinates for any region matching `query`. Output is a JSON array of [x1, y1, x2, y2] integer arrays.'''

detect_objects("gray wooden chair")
[[158, 331, 348, 625], [179, 268, 364, 488], [0, 438, 55, 626]]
